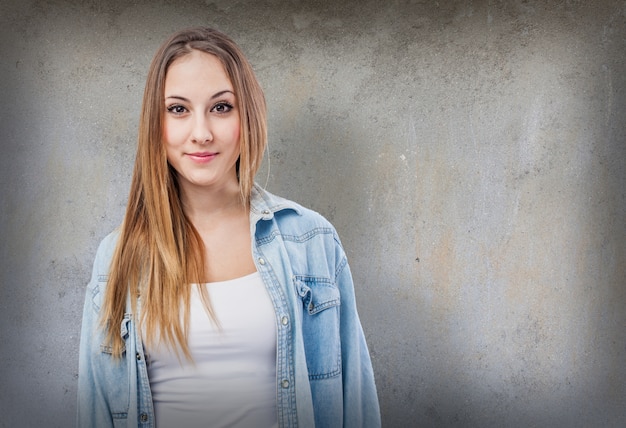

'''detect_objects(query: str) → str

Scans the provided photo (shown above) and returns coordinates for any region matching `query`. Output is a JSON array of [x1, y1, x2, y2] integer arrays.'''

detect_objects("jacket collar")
[[250, 183, 302, 221]]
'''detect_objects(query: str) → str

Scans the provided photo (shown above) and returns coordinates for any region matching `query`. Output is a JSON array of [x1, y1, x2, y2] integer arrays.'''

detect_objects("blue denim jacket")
[[77, 184, 381, 427]]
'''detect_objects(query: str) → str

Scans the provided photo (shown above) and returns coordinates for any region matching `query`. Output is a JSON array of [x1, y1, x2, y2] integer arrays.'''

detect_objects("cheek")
[[163, 122, 181, 165], [232, 125, 240, 144], [231, 111, 241, 142], [163, 118, 185, 146]]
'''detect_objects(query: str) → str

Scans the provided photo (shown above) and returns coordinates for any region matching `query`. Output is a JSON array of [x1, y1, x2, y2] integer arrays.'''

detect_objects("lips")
[[187, 152, 218, 163]]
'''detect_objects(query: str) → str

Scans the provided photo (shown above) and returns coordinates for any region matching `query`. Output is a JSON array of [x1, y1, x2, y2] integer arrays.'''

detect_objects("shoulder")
[[252, 184, 339, 238], [84, 229, 120, 313], [87, 229, 120, 294], [93, 229, 120, 274]]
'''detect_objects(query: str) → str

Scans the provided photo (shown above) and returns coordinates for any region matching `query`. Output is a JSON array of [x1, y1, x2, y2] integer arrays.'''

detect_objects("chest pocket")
[[294, 275, 342, 379]]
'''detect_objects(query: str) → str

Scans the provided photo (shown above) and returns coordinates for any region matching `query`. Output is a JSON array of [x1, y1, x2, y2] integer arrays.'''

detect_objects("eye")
[[211, 102, 233, 114], [166, 104, 188, 115]]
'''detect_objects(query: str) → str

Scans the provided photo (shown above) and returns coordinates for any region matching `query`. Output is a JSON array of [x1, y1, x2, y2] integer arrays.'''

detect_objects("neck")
[[180, 181, 245, 223]]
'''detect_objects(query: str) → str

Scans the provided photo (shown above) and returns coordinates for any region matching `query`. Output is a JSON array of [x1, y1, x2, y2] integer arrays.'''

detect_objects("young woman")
[[77, 27, 380, 428]]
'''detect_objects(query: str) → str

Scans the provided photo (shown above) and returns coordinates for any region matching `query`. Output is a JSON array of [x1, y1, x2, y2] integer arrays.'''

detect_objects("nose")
[[191, 114, 213, 144]]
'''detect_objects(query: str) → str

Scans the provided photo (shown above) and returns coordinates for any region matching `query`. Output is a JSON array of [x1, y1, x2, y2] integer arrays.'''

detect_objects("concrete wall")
[[1, 0, 624, 426]]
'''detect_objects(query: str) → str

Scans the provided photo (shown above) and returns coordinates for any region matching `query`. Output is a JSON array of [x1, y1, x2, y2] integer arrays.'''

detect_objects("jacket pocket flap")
[[294, 276, 340, 315]]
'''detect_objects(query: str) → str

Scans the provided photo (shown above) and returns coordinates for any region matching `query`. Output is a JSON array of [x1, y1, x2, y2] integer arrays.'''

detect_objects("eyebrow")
[[165, 90, 235, 102]]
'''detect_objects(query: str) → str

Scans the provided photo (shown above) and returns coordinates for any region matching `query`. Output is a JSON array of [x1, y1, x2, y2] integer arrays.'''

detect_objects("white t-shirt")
[[145, 272, 278, 428]]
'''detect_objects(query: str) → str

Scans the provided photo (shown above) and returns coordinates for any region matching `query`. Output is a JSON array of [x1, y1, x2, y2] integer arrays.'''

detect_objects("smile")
[[187, 152, 218, 163]]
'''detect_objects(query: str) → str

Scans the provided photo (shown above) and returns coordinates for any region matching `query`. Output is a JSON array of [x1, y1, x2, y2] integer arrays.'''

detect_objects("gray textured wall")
[[1, 0, 624, 427]]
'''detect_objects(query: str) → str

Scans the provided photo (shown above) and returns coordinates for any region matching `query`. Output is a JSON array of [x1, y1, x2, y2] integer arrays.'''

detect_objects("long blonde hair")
[[101, 27, 267, 358]]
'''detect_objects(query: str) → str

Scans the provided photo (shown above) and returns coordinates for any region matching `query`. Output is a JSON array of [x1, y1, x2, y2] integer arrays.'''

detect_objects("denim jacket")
[[77, 184, 381, 428]]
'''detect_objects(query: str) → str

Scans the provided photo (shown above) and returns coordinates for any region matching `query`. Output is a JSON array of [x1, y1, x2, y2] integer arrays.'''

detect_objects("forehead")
[[165, 50, 233, 92]]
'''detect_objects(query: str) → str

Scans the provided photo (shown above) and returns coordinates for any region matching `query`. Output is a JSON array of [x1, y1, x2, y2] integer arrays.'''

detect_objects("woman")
[[77, 27, 380, 428]]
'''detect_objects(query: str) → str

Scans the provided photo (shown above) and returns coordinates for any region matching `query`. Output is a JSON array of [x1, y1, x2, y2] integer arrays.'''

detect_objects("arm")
[[77, 283, 115, 427], [336, 253, 381, 427], [77, 233, 121, 428]]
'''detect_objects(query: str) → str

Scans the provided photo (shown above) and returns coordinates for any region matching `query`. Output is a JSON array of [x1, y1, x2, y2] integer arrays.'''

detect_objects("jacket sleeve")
[[76, 234, 118, 428], [335, 246, 381, 427]]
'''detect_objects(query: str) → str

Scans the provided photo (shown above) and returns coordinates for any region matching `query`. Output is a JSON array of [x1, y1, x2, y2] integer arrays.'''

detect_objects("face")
[[163, 50, 241, 195]]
